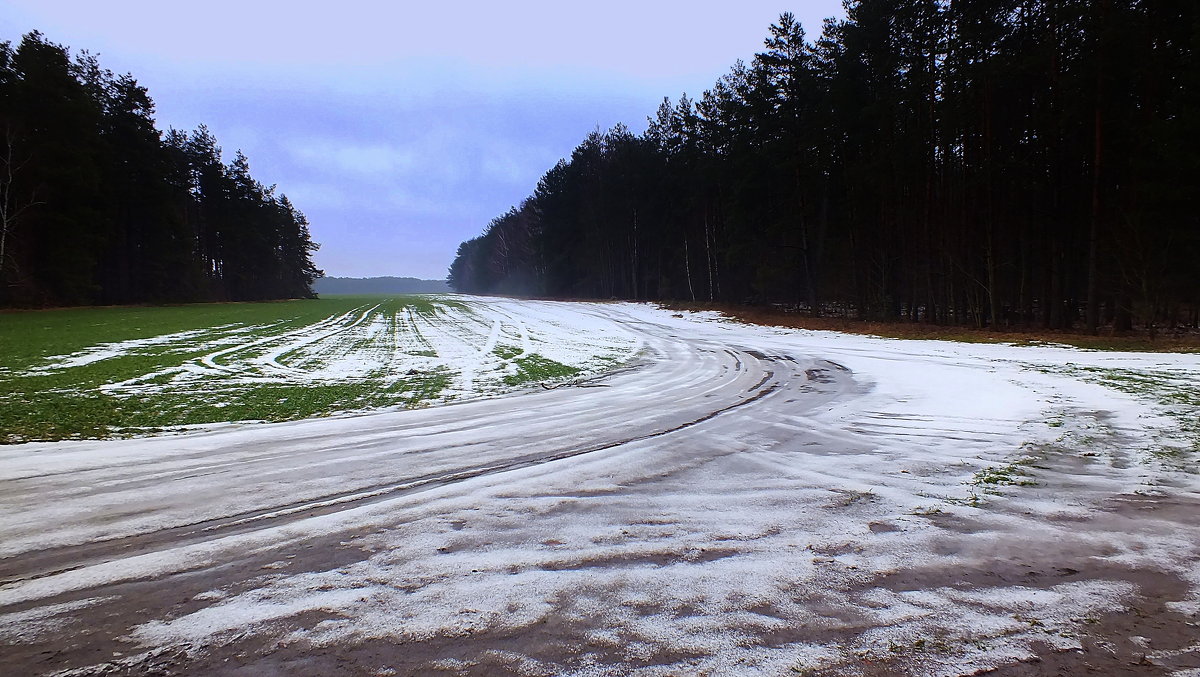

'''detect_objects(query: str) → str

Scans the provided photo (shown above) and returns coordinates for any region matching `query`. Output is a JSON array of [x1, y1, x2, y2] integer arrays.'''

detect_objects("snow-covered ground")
[[31, 296, 643, 405], [1, 300, 1198, 676]]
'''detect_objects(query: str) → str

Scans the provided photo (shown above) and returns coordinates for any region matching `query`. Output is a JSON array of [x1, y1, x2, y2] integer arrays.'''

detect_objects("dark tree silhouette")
[[451, 1, 1199, 333], [0, 32, 321, 307]]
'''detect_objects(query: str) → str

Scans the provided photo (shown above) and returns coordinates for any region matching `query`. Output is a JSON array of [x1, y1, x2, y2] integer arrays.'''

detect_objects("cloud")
[[289, 141, 417, 178], [276, 182, 350, 211], [3, 1, 845, 79], [173, 83, 658, 278]]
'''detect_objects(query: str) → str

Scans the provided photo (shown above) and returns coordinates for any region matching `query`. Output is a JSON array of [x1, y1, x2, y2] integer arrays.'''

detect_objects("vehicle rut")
[[0, 379, 787, 590]]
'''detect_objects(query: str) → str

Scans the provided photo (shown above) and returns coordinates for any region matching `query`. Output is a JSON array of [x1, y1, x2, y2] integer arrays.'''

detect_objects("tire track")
[[0, 303, 856, 615], [0, 377, 788, 590]]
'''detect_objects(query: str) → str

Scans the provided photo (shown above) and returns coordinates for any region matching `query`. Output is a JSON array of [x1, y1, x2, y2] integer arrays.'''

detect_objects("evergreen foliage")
[[0, 32, 321, 307], [450, 1, 1200, 332]]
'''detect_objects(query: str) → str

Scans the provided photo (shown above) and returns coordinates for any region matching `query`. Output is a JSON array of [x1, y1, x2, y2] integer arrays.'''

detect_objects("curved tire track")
[[0, 302, 859, 642]]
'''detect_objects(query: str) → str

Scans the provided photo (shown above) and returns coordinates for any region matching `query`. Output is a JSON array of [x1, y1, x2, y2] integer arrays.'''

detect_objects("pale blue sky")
[[1, 1, 845, 278]]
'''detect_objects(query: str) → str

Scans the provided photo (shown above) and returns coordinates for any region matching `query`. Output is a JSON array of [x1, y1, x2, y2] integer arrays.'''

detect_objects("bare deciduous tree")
[[0, 124, 41, 283]]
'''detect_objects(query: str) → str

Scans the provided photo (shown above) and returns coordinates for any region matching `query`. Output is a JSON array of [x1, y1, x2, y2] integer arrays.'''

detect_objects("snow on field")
[[35, 326, 241, 370], [2, 300, 1199, 675], [28, 296, 643, 404]]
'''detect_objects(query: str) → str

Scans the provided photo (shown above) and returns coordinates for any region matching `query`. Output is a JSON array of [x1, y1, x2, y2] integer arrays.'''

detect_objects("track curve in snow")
[[0, 302, 857, 582]]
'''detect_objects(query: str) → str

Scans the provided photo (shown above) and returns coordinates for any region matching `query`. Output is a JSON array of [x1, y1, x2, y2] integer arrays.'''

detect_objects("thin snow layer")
[[4, 302, 1200, 675], [35, 326, 241, 370], [0, 596, 112, 642], [26, 296, 643, 404]]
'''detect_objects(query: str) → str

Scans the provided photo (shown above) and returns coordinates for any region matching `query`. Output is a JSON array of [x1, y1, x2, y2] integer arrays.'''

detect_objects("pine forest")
[[449, 1, 1199, 333], [0, 32, 321, 307]]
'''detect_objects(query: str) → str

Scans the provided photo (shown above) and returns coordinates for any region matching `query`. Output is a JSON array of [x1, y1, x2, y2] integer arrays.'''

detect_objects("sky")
[[0, 1, 846, 280]]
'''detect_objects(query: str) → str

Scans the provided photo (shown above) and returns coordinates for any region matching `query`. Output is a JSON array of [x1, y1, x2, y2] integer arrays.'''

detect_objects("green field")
[[0, 295, 595, 444]]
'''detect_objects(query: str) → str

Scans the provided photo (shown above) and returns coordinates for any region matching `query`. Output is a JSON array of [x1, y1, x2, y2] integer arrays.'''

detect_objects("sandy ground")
[[1, 300, 1198, 676]]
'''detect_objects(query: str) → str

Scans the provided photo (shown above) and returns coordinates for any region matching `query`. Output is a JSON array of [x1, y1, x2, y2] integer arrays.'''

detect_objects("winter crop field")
[[0, 295, 638, 443], [2, 298, 1200, 676]]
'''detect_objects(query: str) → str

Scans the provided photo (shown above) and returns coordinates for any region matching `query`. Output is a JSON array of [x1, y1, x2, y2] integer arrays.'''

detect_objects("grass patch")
[[1074, 366, 1200, 409], [970, 462, 1037, 490], [1, 295, 637, 442], [1072, 366, 1200, 465], [0, 294, 461, 443], [404, 295, 465, 315], [493, 345, 523, 360], [502, 355, 580, 386], [1034, 365, 1200, 466]]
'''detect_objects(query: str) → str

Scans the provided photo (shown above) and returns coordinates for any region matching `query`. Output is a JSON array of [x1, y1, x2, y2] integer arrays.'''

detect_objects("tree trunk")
[[683, 233, 695, 302], [1086, 88, 1104, 334], [1086, 0, 1110, 335]]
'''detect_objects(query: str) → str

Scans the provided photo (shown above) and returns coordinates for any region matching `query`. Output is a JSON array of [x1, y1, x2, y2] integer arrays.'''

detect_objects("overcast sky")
[[1, 1, 846, 279]]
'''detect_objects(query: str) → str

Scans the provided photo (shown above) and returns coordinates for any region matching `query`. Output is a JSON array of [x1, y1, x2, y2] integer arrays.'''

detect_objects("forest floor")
[[665, 301, 1200, 354], [1, 299, 1198, 676]]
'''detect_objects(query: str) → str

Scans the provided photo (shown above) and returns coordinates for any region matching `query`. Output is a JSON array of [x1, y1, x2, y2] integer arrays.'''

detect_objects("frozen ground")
[[1, 299, 1198, 676], [2, 295, 643, 444], [35, 296, 640, 407]]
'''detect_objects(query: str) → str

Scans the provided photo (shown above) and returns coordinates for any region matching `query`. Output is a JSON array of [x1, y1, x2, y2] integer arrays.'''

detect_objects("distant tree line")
[[0, 32, 321, 307], [314, 276, 450, 295], [450, 0, 1199, 332]]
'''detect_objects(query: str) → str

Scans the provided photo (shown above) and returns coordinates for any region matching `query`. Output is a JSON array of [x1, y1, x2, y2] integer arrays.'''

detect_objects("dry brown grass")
[[662, 302, 1200, 353]]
